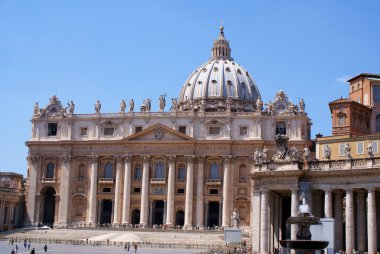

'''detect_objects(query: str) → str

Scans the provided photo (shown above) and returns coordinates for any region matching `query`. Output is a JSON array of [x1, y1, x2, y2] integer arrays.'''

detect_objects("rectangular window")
[[178, 167, 186, 180], [209, 126, 221, 135], [47, 123, 58, 136], [338, 116, 346, 126], [133, 188, 141, 193], [372, 141, 378, 154], [177, 188, 185, 194], [134, 167, 142, 180], [135, 126, 143, 133], [102, 188, 111, 192], [239, 126, 248, 136], [103, 128, 114, 136], [373, 86, 380, 103], [178, 126, 187, 134], [80, 127, 88, 136], [209, 189, 219, 195], [357, 142, 364, 155], [339, 143, 345, 156]]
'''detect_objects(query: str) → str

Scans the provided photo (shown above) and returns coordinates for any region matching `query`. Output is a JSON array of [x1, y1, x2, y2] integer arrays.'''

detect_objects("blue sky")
[[1, 1, 379, 176]]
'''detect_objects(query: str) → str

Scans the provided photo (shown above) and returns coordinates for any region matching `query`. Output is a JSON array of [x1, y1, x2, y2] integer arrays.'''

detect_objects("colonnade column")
[[183, 155, 194, 230], [87, 155, 98, 226], [222, 156, 231, 228], [345, 189, 354, 253], [57, 155, 71, 226], [139, 155, 150, 227], [357, 190, 366, 252], [290, 188, 299, 240], [324, 189, 332, 218], [334, 191, 344, 251], [260, 189, 269, 253], [195, 156, 205, 228], [26, 156, 39, 226], [367, 188, 377, 254], [122, 156, 132, 225], [113, 157, 123, 225], [166, 156, 175, 226]]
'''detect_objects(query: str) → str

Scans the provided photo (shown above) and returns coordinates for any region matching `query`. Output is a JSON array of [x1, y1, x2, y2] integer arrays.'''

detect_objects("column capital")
[[345, 189, 354, 195], [261, 188, 270, 194], [89, 155, 99, 163], [168, 155, 176, 163], [143, 155, 150, 162], [28, 155, 40, 163], [367, 187, 376, 194], [196, 155, 205, 163], [291, 188, 299, 194], [185, 155, 195, 163], [115, 156, 124, 163], [124, 155, 132, 162], [222, 155, 233, 163], [60, 154, 72, 163]]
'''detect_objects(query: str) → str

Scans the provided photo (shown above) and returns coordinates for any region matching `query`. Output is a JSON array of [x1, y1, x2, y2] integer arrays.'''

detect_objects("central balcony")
[[98, 178, 114, 184], [205, 178, 222, 185], [150, 178, 166, 185]]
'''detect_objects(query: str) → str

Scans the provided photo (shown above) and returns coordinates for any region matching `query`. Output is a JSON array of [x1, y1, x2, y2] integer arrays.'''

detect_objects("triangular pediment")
[[123, 123, 194, 142]]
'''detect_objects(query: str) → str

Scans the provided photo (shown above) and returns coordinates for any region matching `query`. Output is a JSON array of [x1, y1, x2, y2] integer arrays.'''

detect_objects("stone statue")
[[226, 97, 232, 111], [68, 100, 75, 114], [231, 208, 240, 228], [187, 99, 193, 111], [140, 98, 151, 112], [200, 97, 206, 112], [323, 145, 331, 160], [272, 134, 289, 160], [253, 148, 261, 163], [170, 98, 178, 112], [256, 97, 263, 112], [33, 102, 40, 116], [344, 143, 351, 159], [299, 98, 305, 112], [159, 94, 166, 112], [267, 101, 274, 115], [262, 146, 268, 161], [367, 141, 373, 157], [95, 100, 101, 113], [290, 145, 299, 160], [303, 147, 310, 160], [129, 99, 134, 112], [120, 99, 126, 112]]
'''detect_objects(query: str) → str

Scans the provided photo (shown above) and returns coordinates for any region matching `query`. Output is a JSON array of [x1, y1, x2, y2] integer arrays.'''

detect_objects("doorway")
[[207, 201, 220, 227], [153, 200, 164, 225], [100, 200, 112, 224], [42, 187, 56, 226]]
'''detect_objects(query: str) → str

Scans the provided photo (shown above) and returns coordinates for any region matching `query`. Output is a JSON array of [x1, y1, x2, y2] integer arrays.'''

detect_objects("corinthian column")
[[290, 188, 299, 240], [324, 189, 332, 218], [222, 156, 232, 228], [183, 155, 194, 230], [166, 156, 176, 226], [139, 155, 150, 227], [87, 155, 98, 226], [260, 189, 269, 253], [195, 156, 205, 228], [367, 188, 377, 254], [26, 156, 39, 226], [57, 155, 71, 226], [334, 190, 344, 251], [345, 189, 354, 253], [113, 157, 123, 225], [356, 190, 366, 253], [122, 156, 132, 225]]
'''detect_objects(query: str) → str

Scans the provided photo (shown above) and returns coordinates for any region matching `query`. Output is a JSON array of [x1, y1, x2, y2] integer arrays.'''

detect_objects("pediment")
[[123, 124, 194, 142]]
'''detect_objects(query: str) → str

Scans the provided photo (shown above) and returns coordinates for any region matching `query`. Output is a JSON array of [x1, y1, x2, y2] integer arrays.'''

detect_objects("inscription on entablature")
[[125, 145, 193, 154], [261, 177, 299, 186], [195, 145, 230, 155]]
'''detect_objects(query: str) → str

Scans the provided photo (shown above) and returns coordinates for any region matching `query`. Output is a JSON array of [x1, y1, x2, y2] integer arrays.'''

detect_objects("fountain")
[[280, 198, 329, 254]]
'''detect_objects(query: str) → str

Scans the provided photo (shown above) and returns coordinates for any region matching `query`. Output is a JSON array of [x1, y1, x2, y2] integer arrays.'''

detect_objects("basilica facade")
[[25, 27, 314, 249]]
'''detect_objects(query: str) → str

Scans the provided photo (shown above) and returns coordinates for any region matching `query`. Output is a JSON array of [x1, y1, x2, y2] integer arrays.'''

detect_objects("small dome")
[[178, 28, 260, 112]]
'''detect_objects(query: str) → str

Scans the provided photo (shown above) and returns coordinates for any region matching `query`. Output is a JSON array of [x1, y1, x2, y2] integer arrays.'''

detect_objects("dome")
[[178, 26, 261, 112]]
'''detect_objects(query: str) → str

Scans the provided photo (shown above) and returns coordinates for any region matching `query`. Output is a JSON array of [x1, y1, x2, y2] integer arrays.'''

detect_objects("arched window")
[[134, 164, 142, 180], [104, 162, 113, 178], [276, 122, 286, 135], [376, 114, 380, 132], [210, 163, 220, 179], [46, 163, 55, 179], [178, 164, 186, 181], [77, 163, 85, 180], [155, 162, 165, 178], [239, 164, 247, 182]]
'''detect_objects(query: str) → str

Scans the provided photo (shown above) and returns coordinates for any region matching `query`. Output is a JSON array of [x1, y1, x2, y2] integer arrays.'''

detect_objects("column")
[[260, 189, 269, 253], [26, 156, 39, 226], [163, 201, 167, 224], [87, 156, 98, 226], [345, 189, 354, 253], [367, 188, 377, 254], [139, 155, 150, 227], [291, 188, 299, 240], [273, 194, 280, 250], [324, 189, 332, 218], [183, 155, 194, 230], [195, 156, 205, 228], [218, 201, 222, 226], [222, 156, 231, 227], [113, 157, 123, 225], [122, 156, 132, 225], [252, 188, 261, 252], [149, 200, 153, 225], [334, 191, 344, 251], [57, 155, 71, 226], [204, 202, 209, 228], [166, 156, 175, 226], [356, 190, 366, 252]]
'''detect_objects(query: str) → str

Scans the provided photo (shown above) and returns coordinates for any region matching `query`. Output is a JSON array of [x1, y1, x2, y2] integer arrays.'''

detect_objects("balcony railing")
[[238, 179, 247, 184], [150, 178, 166, 184], [0, 187, 21, 193], [76, 177, 86, 182], [205, 178, 222, 185], [98, 178, 114, 183], [41, 177, 56, 183]]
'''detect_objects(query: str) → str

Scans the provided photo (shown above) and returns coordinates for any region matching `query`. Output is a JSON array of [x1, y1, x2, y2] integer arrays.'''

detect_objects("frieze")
[[125, 144, 193, 152]]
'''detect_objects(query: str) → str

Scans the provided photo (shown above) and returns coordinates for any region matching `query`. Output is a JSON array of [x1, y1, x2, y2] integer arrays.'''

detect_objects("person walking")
[[134, 243, 138, 253], [44, 244, 48, 253], [30, 248, 35, 254]]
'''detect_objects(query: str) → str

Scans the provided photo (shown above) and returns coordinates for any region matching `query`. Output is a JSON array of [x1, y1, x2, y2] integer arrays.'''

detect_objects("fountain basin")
[[280, 240, 329, 250]]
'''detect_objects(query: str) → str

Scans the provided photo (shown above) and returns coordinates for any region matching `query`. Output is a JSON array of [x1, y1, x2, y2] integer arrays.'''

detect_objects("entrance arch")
[[175, 210, 184, 226], [41, 187, 56, 226], [131, 209, 140, 225]]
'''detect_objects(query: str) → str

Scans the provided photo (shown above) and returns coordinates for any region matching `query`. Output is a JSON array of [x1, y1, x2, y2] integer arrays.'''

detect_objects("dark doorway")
[[100, 200, 112, 224], [207, 201, 220, 227], [132, 209, 140, 225], [153, 200, 164, 225], [42, 187, 56, 226], [281, 197, 291, 240], [176, 210, 184, 226]]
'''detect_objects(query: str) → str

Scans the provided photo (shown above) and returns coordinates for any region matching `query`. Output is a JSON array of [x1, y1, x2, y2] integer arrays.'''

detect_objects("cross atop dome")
[[211, 25, 232, 60]]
